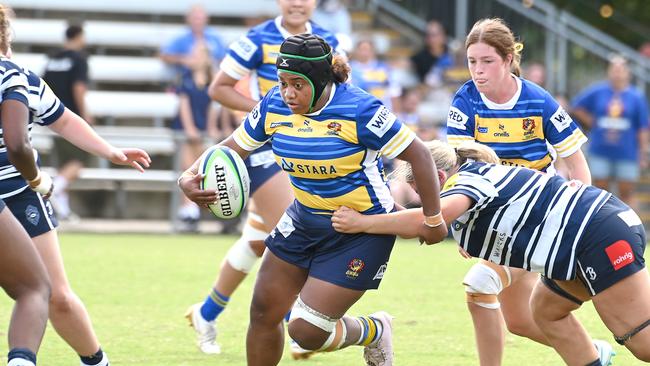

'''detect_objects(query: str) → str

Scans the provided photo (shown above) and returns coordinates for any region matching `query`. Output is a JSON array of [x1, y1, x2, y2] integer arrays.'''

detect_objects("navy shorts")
[[245, 143, 281, 195], [4, 188, 58, 238], [0, 198, 5, 212], [265, 201, 396, 291], [575, 196, 646, 295]]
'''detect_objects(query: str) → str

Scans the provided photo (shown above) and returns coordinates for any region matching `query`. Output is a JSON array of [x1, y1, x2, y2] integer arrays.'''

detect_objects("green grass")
[[0, 233, 644, 365]]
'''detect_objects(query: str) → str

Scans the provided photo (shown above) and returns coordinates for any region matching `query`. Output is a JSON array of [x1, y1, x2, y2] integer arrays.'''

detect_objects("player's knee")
[[504, 317, 536, 337], [288, 297, 340, 351], [49, 289, 76, 314], [464, 262, 511, 309], [226, 219, 268, 273], [287, 318, 330, 350]]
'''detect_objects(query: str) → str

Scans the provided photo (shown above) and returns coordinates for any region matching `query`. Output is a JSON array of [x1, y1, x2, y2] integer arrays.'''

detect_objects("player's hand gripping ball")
[[199, 146, 250, 219]]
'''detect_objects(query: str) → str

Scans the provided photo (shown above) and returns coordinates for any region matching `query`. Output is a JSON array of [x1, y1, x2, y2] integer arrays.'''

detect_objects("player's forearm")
[[49, 109, 113, 159]]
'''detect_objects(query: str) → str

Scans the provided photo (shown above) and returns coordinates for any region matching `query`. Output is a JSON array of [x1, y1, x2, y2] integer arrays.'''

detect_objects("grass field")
[[0, 233, 644, 365]]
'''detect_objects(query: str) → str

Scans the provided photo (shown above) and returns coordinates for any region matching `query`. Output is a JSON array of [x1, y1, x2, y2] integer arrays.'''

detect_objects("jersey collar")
[[275, 16, 313, 40], [479, 74, 522, 110]]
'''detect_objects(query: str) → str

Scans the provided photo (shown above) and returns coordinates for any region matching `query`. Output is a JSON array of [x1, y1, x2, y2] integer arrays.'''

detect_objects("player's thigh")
[[592, 269, 650, 347]]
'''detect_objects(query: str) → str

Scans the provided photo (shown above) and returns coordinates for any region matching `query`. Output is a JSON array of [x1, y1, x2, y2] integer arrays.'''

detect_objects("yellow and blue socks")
[[200, 288, 230, 322], [355, 315, 383, 346], [7, 348, 36, 366]]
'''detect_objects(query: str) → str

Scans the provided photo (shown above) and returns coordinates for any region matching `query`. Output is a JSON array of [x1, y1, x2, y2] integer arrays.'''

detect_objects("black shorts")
[[575, 196, 646, 295]]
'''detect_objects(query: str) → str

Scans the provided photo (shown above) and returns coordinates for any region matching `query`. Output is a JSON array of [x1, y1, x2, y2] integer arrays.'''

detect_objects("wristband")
[[424, 212, 444, 228]]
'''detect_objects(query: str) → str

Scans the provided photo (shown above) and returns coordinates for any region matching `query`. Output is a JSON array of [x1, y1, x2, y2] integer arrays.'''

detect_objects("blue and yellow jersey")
[[446, 77, 587, 172], [350, 60, 400, 108], [220, 16, 339, 100], [234, 83, 416, 214]]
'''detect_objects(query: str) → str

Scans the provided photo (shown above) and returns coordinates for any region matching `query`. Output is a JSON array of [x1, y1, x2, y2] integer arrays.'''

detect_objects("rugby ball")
[[199, 146, 250, 219]]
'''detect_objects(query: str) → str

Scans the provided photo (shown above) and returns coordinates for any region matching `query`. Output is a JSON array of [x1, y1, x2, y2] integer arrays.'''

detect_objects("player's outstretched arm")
[[49, 108, 152, 171]]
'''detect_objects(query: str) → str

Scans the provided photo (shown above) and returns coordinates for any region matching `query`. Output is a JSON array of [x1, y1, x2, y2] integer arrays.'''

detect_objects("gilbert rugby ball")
[[199, 146, 250, 219]]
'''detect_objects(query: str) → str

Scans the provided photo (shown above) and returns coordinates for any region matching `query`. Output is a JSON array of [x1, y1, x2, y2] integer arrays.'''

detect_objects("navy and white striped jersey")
[[442, 162, 611, 280], [0, 65, 64, 198]]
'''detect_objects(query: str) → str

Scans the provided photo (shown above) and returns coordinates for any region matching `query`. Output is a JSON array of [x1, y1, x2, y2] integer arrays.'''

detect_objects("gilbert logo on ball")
[[199, 146, 250, 219]]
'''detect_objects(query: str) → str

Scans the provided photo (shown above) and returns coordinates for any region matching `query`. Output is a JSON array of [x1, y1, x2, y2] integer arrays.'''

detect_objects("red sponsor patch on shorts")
[[605, 240, 635, 271]]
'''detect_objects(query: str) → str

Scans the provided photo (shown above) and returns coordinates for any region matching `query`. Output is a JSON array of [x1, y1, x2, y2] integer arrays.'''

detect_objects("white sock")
[[8, 358, 36, 366]]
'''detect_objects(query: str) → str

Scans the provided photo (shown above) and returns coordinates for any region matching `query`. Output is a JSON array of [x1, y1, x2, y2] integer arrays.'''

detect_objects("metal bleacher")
[[7, 0, 269, 222]]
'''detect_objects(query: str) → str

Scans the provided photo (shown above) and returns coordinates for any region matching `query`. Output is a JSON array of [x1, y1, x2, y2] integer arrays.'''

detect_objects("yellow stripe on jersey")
[[474, 116, 545, 143], [447, 135, 475, 146], [500, 155, 552, 170], [234, 126, 264, 150], [383, 125, 415, 158], [553, 129, 587, 157], [220, 56, 250, 79], [293, 185, 374, 212], [264, 113, 359, 144], [273, 150, 365, 179], [258, 77, 277, 96], [262, 44, 281, 65]]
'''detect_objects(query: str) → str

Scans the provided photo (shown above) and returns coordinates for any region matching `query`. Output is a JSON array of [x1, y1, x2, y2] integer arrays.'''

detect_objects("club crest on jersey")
[[327, 121, 342, 135], [25, 205, 40, 226], [522, 117, 537, 139], [346, 258, 365, 279]]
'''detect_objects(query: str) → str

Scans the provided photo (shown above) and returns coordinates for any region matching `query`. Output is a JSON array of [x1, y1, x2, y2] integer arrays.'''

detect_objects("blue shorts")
[[265, 201, 396, 291], [246, 143, 281, 195], [588, 155, 640, 181], [4, 188, 58, 238], [0, 198, 5, 212], [575, 196, 646, 295]]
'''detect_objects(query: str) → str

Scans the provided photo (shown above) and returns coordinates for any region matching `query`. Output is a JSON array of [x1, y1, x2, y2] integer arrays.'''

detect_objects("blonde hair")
[[0, 5, 12, 56], [465, 18, 522, 77], [395, 140, 500, 182]]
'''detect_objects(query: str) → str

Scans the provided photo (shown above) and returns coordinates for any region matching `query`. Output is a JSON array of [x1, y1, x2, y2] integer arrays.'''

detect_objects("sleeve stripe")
[[384, 128, 416, 158], [219, 56, 250, 80], [233, 127, 265, 151], [553, 130, 583, 151], [382, 127, 409, 153], [554, 130, 587, 155], [556, 135, 588, 157]]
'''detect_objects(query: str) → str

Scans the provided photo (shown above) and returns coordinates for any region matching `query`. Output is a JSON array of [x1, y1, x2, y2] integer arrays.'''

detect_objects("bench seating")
[[12, 19, 247, 50]]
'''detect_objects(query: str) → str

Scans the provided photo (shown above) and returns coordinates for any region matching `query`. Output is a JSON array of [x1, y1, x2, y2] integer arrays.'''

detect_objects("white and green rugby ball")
[[199, 146, 250, 219]]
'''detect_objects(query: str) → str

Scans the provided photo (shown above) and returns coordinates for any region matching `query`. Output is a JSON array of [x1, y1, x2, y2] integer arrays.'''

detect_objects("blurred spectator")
[[640, 42, 650, 58], [410, 20, 454, 89], [42, 24, 92, 221], [312, 0, 352, 50], [43, 24, 92, 123], [350, 37, 401, 110], [160, 5, 226, 79], [523, 62, 546, 87], [173, 42, 229, 232], [571, 55, 649, 208]]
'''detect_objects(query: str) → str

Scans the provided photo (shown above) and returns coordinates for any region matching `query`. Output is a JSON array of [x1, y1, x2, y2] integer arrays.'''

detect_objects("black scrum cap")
[[276, 33, 333, 110]]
